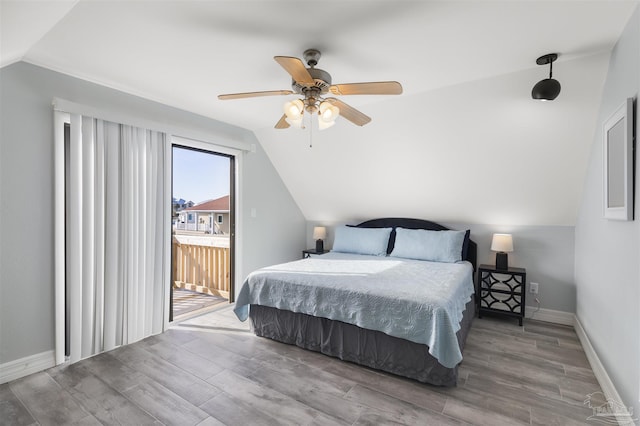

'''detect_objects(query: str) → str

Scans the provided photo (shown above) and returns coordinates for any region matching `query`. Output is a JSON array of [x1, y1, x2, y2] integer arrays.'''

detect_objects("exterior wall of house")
[[176, 211, 230, 234], [0, 62, 306, 367], [213, 212, 230, 234]]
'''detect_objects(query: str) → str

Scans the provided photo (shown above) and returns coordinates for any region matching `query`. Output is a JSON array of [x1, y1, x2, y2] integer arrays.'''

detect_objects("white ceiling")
[[1, 0, 638, 226]]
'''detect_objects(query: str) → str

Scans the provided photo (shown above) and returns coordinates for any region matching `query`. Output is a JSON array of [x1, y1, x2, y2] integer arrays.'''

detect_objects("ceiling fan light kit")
[[319, 101, 340, 124], [285, 116, 304, 129], [283, 99, 305, 128], [532, 53, 561, 101], [219, 49, 402, 130], [317, 118, 336, 130], [284, 99, 304, 117]]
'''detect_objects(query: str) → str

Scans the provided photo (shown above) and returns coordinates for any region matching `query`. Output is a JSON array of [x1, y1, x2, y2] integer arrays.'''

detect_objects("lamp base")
[[315, 239, 324, 253], [495, 252, 508, 270]]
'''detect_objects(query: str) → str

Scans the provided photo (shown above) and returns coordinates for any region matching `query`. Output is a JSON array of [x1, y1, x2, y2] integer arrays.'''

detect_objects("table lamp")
[[491, 233, 513, 270], [313, 226, 327, 252]]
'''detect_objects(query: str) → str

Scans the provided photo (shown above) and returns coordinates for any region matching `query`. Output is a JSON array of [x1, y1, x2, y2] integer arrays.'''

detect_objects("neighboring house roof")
[[184, 195, 230, 212], [172, 198, 191, 206]]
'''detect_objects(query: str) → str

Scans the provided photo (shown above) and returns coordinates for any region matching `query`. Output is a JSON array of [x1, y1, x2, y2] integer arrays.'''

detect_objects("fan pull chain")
[[309, 114, 313, 148]]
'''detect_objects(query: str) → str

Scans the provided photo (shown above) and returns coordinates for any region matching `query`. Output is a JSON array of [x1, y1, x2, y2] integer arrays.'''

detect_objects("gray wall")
[[0, 62, 305, 364], [575, 6, 639, 417], [307, 220, 576, 312], [242, 141, 307, 276]]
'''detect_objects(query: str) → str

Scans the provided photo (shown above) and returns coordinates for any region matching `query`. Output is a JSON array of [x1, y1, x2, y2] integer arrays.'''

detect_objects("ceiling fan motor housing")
[[292, 68, 332, 95]]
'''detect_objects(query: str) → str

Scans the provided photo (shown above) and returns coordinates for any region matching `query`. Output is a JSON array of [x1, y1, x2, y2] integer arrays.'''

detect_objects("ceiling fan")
[[218, 49, 403, 130]]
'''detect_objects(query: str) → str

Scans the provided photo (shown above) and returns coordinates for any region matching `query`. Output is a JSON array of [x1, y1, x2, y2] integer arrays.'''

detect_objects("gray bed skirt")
[[249, 298, 475, 386]]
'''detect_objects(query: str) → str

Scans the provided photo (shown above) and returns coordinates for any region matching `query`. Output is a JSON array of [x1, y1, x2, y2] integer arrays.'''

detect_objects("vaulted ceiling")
[[2, 0, 637, 225]]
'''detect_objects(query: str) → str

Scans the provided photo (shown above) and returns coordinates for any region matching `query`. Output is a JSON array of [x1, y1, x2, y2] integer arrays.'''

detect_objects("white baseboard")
[[525, 306, 575, 326], [522, 308, 633, 425], [0, 350, 56, 384], [574, 316, 635, 426]]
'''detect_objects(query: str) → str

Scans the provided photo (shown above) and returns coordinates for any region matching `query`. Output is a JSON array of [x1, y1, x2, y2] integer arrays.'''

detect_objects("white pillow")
[[390, 228, 466, 263], [332, 226, 392, 256]]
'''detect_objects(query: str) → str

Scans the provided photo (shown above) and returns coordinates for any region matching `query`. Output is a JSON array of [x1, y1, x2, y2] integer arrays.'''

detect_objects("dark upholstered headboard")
[[355, 218, 477, 271]]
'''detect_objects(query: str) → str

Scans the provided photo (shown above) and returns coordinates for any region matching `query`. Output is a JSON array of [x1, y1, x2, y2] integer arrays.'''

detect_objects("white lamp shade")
[[284, 99, 304, 119], [313, 226, 327, 240], [491, 234, 513, 252], [317, 118, 335, 130], [285, 116, 304, 128], [319, 102, 339, 122], [318, 102, 339, 130]]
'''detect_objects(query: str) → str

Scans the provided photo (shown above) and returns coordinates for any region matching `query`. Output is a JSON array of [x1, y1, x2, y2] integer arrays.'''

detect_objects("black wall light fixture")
[[532, 53, 561, 101]]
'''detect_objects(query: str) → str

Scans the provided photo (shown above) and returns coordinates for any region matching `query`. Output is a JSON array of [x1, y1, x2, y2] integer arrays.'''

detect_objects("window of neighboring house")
[[217, 214, 223, 224], [188, 213, 193, 221]]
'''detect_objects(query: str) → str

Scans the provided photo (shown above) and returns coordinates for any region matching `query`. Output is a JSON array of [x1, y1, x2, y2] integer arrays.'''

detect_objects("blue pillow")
[[390, 228, 466, 263], [332, 226, 393, 256]]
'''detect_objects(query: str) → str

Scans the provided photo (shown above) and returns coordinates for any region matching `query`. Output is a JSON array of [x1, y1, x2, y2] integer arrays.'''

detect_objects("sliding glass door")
[[170, 144, 235, 322]]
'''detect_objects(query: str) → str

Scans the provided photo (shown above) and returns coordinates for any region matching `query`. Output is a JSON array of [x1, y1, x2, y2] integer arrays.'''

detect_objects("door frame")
[[167, 136, 242, 327], [53, 99, 250, 365]]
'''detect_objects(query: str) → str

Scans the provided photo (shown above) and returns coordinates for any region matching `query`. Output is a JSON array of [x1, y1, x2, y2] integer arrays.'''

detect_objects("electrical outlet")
[[530, 282, 539, 294]]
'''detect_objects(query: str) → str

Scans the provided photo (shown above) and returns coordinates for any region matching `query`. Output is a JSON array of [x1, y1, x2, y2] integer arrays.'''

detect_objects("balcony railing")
[[172, 235, 230, 299], [175, 222, 211, 233]]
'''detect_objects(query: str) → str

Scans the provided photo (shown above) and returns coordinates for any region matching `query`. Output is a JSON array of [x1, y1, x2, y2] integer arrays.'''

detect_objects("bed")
[[234, 218, 477, 386]]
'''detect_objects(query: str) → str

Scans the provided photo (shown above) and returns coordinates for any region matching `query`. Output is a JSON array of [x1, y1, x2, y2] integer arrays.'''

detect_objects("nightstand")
[[477, 264, 526, 326], [302, 249, 329, 259]]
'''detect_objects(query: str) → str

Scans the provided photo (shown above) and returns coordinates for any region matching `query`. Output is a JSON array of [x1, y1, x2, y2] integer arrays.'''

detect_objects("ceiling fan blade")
[[274, 56, 315, 85], [329, 81, 403, 96], [218, 90, 293, 100], [275, 114, 290, 129], [325, 98, 371, 126]]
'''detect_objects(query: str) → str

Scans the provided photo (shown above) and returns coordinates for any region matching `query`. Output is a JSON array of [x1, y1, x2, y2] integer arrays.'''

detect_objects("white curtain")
[[67, 115, 167, 363]]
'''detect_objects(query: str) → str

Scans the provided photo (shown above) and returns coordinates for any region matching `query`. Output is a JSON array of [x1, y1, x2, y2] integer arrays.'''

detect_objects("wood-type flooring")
[[1, 305, 605, 425]]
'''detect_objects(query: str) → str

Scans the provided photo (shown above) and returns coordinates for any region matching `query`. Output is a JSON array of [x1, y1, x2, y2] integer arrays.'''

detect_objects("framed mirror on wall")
[[603, 97, 634, 221]]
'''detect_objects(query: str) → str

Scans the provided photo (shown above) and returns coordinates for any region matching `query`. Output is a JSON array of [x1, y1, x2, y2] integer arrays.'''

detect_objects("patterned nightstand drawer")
[[477, 264, 526, 326]]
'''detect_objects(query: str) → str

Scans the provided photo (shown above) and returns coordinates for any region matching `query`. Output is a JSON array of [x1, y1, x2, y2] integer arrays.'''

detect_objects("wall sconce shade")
[[491, 233, 513, 270], [532, 53, 561, 101], [313, 226, 326, 252]]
